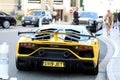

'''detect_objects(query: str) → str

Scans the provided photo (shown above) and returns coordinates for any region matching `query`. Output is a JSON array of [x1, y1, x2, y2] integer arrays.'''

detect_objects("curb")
[[99, 35, 119, 80], [97, 36, 115, 80], [106, 36, 119, 80]]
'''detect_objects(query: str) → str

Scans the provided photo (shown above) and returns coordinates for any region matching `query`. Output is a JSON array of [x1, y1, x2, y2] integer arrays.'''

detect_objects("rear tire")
[[16, 58, 32, 71], [34, 24, 38, 27], [34, 20, 39, 27], [22, 24, 26, 27], [91, 55, 99, 75], [16, 59, 24, 71], [92, 62, 99, 75]]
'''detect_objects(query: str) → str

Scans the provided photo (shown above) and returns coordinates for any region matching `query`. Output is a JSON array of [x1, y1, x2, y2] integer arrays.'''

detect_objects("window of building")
[[80, 0, 84, 7], [71, 0, 76, 7], [28, 0, 41, 3], [53, 0, 63, 5]]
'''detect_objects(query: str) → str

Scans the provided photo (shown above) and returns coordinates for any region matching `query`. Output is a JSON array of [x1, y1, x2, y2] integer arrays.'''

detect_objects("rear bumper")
[[16, 56, 95, 71]]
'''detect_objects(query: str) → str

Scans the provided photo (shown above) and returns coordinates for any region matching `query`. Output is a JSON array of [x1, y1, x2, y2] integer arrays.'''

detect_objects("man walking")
[[73, 7, 79, 25], [117, 10, 120, 33], [113, 9, 118, 29]]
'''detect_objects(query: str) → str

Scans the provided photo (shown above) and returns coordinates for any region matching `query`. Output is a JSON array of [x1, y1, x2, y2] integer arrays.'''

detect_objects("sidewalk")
[[102, 27, 120, 80]]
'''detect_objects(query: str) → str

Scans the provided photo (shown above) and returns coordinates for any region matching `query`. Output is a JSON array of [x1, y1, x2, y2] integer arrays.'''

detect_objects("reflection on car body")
[[16, 25, 101, 75], [0, 11, 17, 28]]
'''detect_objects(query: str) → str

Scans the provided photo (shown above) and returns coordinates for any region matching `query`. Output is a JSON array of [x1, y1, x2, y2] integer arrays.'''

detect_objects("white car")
[[75, 11, 103, 33]]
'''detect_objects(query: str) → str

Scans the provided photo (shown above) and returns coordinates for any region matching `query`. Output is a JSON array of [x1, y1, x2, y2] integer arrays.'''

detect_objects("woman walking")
[[104, 10, 112, 36]]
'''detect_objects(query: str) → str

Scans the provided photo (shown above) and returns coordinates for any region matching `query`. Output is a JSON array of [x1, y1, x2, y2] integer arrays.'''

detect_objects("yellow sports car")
[[16, 25, 101, 75]]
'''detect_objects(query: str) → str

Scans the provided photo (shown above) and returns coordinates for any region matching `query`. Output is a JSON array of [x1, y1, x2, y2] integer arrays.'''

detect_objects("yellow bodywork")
[[16, 31, 100, 67]]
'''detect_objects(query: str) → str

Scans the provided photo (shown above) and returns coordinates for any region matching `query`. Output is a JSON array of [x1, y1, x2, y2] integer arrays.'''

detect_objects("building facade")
[[0, 0, 83, 21], [20, 0, 83, 21], [0, 0, 17, 15]]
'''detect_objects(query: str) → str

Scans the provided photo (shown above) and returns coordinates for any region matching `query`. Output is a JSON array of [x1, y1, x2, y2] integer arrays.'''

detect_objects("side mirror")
[[95, 30, 102, 37], [86, 26, 96, 33], [86, 20, 97, 33]]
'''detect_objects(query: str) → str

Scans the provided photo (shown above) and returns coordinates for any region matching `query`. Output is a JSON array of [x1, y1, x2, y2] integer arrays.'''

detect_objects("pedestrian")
[[73, 7, 79, 25], [52, 9, 57, 22], [104, 10, 112, 36], [113, 9, 118, 29], [117, 10, 120, 33]]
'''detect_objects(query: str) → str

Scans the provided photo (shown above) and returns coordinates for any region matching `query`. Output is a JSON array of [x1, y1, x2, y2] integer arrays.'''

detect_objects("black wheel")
[[34, 24, 39, 27], [91, 55, 99, 75], [2, 20, 10, 28], [16, 59, 25, 71], [86, 61, 99, 75], [22, 24, 26, 27], [92, 62, 99, 75], [86, 54, 99, 75], [34, 21, 39, 27], [16, 58, 32, 71]]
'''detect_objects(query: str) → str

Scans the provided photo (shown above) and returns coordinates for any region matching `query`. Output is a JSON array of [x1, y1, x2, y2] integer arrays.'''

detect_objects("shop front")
[[53, 5, 64, 21]]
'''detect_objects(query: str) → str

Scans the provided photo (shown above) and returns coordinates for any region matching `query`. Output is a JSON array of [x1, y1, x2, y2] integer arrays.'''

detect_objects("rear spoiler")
[[18, 31, 35, 36]]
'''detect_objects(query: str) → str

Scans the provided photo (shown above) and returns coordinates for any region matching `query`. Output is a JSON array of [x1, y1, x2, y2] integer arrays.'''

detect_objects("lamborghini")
[[16, 25, 101, 75]]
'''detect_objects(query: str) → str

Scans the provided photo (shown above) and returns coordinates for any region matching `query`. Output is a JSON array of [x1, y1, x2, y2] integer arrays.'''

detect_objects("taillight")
[[20, 43, 36, 48], [76, 46, 92, 51], [76, 46, 94, 58], [18, 43, 36, 54]]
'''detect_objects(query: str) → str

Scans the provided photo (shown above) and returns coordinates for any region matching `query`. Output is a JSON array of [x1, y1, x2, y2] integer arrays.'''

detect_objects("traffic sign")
[[69, 9, 73, 14]]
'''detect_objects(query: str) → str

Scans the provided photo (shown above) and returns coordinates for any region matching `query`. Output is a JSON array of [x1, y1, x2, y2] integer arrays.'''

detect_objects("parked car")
[[21, 10, 52, 27], [16, 24, 102, 75], [0, 11, 17, 28], [73, 11, 103, 33]]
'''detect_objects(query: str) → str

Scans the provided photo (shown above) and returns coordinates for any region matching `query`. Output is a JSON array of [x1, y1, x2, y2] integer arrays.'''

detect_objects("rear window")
[[80, 12, 98, 19]]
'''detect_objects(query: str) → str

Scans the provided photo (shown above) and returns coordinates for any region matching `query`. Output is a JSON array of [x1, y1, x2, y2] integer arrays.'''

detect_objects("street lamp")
[[108, 0, 113, 6], [17, 0, 21, 10]]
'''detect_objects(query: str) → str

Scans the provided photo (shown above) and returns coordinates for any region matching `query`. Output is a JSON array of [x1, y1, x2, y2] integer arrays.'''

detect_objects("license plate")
[[25, 21, 30, 23], [43, 61, 64, 67]]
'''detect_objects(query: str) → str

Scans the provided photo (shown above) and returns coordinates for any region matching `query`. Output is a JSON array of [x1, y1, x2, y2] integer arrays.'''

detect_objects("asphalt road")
[[0, 26, 108, 80]]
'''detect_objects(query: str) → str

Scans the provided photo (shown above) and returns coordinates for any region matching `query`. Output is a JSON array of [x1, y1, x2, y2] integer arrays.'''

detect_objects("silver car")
[[21, 10, 52, 27], [78, 11, 103, 33]]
